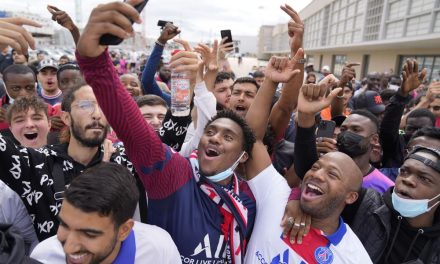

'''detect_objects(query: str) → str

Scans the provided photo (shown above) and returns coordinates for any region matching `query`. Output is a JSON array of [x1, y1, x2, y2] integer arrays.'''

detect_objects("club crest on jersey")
[[314, 246, 333, 264]]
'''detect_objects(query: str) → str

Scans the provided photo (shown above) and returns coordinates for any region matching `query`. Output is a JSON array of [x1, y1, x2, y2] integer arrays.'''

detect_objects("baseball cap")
[[322, 65, 330, 73], [354, 90, 385, 114], [331, 115, 347, 127], [37, 59, 58, 72]]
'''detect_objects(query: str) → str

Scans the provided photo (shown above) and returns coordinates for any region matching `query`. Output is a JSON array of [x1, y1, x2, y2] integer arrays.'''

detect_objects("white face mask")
[[392, 188, 440, 218], [200, 151, 246, 182]]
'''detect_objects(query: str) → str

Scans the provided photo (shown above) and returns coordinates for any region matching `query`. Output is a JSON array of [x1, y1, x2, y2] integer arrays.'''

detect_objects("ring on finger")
[[294, 223, 301, 228], [300, 222, 306, 227], [287, 217, 295, 227]]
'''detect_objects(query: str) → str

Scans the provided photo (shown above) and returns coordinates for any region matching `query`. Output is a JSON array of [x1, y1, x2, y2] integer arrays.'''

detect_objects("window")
[[332, 55, 347, 76], [388, 0, 408, 20], [406, 14, 431, 36], [410, 0, 435, 15], [385, 20, 404, 38]]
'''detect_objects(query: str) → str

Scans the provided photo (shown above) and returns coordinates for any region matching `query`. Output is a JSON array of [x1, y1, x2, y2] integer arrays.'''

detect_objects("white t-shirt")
[[245, 165, 372, 264], [31, 221, 182, 264]]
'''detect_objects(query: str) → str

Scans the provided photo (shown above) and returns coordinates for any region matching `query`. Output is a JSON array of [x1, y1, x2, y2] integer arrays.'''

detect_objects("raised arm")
[[269, 4, 305, 139], [245, 55, 300, 180], [47, 5, 80, 45], [194, 40, 220, 92], [330, 63, 358, 117], [294, 83, 341, 179], [76, 0, 190, 198], [140, 23, 180, 105], [381, 59, 427, 167]]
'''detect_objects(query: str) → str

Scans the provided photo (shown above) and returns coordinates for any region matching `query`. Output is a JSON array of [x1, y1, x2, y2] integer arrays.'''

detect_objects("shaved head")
[[322, 152, 363, 192]]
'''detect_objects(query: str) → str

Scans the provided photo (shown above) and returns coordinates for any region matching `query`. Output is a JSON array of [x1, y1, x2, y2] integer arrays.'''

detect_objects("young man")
[[7, 96, 51, 148], [0, 64, 37, 131], [338, 110, 394, 193], [0, 80, 146, 242], [229, 77, 259, 117], [136, 94, 168, 131], [76, 3, 256, 262], [252, 70, 265, 87], [31, 163, 180, 263], [37, 59, 62, 106], [349, 146, 440, 263], [57, 63, 82, 92], [213, 71, 233, 110]]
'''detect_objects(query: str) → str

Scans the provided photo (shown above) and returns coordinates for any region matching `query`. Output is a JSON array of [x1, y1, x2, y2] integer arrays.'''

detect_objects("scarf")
[[189, 151, 248, 264]]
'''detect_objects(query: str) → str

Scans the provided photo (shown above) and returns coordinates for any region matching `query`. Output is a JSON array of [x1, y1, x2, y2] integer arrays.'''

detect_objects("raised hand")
[[265, 48, 303, 84], [0, 17, 41, 54], [169, 51, 202, 85], [157, 23, 180, 45], [194, 40, 219, 71], [426, 81, 440, 102], [218, 37, 234, 61], [339, 63, 359, 87], [281, 4, 304, 53], [77, 0, 143, 58], [400, 59, 428, 97], [173, 39, 192, 51], [47, 5, 76, 31], [298, 83, 342, 117]]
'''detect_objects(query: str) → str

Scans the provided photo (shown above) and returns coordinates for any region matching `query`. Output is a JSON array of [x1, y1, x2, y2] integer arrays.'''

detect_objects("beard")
[[70, 116, 109, 148], [63, 232, 118, 264], [300, 193, 346, 220]]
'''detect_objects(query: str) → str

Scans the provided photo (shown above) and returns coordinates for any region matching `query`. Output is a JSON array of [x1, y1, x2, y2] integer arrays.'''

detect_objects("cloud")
[[1, 0, 312, 42]]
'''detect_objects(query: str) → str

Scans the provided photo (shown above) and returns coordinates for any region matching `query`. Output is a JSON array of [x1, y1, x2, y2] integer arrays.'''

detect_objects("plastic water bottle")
[[171, 70, 191, 116]]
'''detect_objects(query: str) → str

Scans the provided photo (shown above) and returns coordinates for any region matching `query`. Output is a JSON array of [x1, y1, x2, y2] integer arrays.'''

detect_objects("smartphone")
[[316, 120, 336, 138], [220, 30, 233, 44], [99, 0, 149, 46]]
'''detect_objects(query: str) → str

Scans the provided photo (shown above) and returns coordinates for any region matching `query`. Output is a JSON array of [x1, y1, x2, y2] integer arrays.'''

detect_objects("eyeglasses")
[[72, 100, 100, 114]]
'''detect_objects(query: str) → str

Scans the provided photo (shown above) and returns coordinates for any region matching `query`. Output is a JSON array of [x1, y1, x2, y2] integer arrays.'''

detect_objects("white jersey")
[[245, 165, 372, 264], [31, 221, 182, 264]]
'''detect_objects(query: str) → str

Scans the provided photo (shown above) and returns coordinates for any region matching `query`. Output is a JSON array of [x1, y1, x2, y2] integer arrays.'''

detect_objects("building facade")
[[258, 0, 440, 81]]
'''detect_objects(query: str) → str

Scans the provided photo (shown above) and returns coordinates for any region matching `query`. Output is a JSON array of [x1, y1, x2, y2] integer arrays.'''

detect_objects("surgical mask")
[[337, 131, 370, 157], [207, 151, 246, 182], [392, 188, 440, 218]]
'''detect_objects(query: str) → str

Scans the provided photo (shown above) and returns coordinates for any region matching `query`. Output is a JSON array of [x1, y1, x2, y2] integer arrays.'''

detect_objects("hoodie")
[[380, 188, 440, 264]]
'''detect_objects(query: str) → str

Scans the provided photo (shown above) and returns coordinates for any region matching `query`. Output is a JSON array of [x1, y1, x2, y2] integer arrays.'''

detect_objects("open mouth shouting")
[[204, 146, 220, 160], [24, 132, 38, 141], [302, 182, 325, 201], [234, 105, 247, 115]]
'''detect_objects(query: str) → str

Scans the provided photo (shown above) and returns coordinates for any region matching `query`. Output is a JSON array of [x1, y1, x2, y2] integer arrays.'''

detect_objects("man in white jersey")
[[31, 163, 181, 264], [243, 48, 372, 263]]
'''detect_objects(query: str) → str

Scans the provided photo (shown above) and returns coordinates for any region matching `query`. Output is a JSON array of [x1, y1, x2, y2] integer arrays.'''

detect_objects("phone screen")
[[316, 120, 336, 138]]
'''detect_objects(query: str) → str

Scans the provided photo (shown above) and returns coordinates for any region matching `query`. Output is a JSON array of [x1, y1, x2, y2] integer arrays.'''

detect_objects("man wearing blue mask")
[[349, 146, 440, 263]]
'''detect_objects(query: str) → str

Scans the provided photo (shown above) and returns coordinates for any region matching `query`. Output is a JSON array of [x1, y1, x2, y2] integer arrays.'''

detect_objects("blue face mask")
[[205, 151, 246, 182], [392, 188, 440, 218]]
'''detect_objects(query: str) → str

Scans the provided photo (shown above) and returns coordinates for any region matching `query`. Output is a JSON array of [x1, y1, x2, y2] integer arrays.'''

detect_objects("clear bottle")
[[170, 70, 191, 116]]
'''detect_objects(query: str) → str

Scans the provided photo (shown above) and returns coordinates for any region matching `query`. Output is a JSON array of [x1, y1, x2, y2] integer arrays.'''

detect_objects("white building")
[[258, 0, 440, 81]]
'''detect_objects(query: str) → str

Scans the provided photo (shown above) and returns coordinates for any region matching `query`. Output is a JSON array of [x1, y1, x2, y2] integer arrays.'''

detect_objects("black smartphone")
[[99, 0, 149, 46], [316, 120, 336, 138], [220, 30, 233, 44]]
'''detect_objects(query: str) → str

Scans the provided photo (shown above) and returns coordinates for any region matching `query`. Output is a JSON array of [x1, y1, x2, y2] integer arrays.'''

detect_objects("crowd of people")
[[0, 0, 439, 263]]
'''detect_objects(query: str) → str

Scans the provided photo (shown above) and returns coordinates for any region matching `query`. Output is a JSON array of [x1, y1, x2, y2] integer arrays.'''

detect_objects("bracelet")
[[155, 40, 165, 47], [288, 187, 301, 201]]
